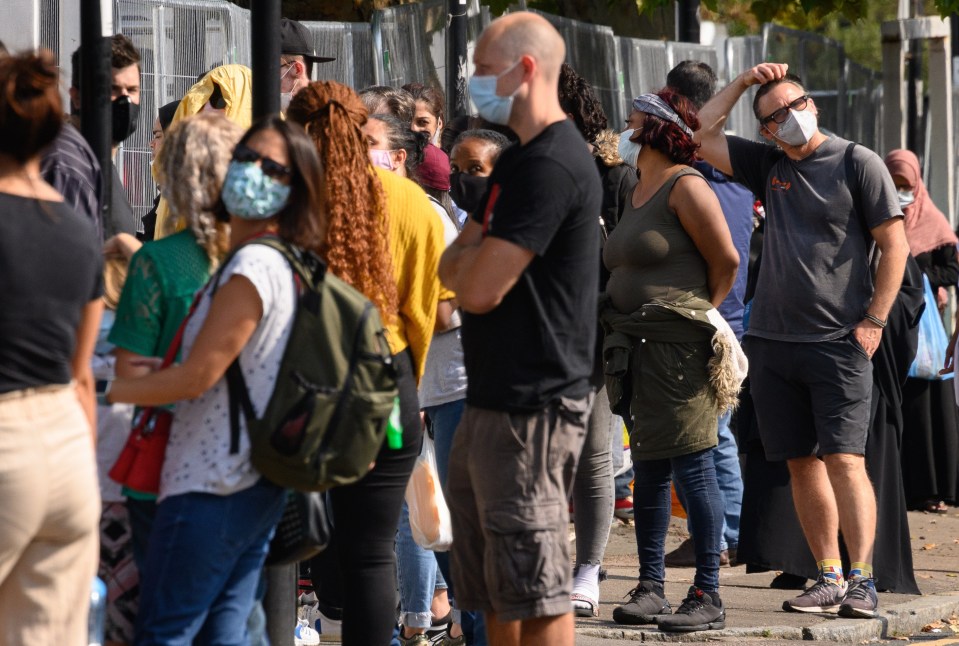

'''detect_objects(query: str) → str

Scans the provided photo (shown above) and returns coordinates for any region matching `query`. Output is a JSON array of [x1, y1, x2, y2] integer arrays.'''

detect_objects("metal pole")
[[251, 0, 281, 119], [264, 561, 297, 646], [79, 0, 113, 239], [675, 0, 700, 44], [447, 0, 469, 119]]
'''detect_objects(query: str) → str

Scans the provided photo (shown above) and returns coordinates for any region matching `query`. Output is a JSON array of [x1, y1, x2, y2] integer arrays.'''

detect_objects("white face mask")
[[898, 189, 915, 208], [771, 108, 817, 147], [617, 128, 642, 166], [279, 64, 296, 112]]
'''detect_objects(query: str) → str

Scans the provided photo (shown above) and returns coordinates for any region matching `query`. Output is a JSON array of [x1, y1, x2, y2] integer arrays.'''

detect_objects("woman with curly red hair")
[[287, 81, 445, 645], [603, 88, 740, 633]]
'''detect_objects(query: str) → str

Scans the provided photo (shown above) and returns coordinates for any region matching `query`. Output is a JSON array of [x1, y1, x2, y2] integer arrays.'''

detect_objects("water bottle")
[[89, 577, 106, 646], [386, 396, 403, 449]]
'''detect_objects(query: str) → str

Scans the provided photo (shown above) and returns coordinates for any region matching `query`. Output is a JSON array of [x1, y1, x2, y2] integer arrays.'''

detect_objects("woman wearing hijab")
[[884, 149, 959, 514]]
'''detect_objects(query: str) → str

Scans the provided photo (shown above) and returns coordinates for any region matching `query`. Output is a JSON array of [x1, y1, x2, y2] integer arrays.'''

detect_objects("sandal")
[[571, 593, 599, 617], [925, 499, 949, 514]]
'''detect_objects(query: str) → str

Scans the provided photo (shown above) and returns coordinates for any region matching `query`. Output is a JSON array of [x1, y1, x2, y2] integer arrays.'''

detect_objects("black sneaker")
[[656, 586, 726, 633], [782, 576, 846, 613], [612, 580, 671, 625], [838, 575, 878, 618]]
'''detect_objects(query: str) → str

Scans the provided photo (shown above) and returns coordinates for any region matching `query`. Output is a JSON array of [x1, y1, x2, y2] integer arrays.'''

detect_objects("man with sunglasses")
[[694, 63, 909, 618]]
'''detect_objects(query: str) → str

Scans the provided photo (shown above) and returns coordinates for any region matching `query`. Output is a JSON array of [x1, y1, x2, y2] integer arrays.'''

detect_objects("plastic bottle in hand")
[[386, 397, 403, 449]]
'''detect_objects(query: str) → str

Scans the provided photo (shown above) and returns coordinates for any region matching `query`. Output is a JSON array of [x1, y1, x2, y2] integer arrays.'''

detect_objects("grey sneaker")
[[782, 576, 846, 613], [612, 580, 671, 625], [838, 575, 879, 618], [656, 586, 726, 633]]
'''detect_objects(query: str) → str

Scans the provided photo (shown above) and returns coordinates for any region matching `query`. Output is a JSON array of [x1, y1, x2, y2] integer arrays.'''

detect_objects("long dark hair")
[[224, 116, 327, 255]]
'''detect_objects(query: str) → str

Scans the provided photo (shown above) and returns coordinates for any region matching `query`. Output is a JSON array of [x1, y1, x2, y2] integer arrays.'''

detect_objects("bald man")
[[439, 12, 602, 646]]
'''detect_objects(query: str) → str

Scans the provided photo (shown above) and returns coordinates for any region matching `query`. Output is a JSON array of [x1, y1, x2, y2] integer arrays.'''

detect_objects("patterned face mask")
[[221, 160, 292, 220]]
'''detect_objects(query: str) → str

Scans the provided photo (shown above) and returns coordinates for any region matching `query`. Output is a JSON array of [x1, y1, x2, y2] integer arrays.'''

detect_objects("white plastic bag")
[[405, 434, 453, 551]]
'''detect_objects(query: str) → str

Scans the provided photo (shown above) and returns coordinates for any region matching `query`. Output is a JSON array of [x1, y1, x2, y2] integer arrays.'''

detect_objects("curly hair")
[[558, 63, 607, 144], [633, 88, 700, 166], [286, 81, 399, 321], [154, 113, 241, 265]]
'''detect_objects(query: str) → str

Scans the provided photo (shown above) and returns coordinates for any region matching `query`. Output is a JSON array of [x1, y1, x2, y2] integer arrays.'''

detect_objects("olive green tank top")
[[603, 167, 710, 314]]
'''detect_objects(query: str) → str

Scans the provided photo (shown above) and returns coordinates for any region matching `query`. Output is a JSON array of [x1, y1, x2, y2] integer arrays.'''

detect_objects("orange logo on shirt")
[[771, 176, 791, 191]]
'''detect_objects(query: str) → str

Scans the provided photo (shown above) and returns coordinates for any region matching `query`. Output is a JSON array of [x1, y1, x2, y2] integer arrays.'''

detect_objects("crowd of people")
[[0, 9, 957, 646]]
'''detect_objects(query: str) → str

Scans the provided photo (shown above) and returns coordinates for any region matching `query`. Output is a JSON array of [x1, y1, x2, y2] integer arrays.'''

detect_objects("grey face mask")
[[771, 108, 817, 147]]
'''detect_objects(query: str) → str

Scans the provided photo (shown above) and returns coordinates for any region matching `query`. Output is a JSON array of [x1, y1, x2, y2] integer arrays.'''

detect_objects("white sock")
[[572, 563, 601, 602]]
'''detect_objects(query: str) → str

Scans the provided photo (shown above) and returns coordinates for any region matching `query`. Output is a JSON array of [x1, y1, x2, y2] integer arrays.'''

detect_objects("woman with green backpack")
[[107, 116, 326, 643]]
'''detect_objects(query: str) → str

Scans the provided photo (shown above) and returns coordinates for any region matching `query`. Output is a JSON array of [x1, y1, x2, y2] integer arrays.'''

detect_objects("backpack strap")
[[218, 236, 323, 454]]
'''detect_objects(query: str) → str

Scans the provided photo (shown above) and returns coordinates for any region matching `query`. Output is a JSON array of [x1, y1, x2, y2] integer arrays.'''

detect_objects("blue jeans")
[[424, 399, 486, 646], [134, 479, 286, 645], [396, 501, 447, 628], [633, 448, 723, 592], [675, 412, 743, 550]]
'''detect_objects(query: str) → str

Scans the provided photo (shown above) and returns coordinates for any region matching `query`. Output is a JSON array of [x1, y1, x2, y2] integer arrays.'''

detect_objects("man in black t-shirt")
[[439, 12, 601, 645]]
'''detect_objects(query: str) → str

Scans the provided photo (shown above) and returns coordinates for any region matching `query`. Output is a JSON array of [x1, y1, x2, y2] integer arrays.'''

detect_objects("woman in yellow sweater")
[[286, 81, 444, 645]]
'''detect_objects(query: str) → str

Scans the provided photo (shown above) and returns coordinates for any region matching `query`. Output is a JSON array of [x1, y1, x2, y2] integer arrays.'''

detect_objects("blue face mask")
[[221, 160, 292, 220], [468, 60, 521, 126]]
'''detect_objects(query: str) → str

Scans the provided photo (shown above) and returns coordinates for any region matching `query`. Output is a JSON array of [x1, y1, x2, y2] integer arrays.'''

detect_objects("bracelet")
[[864, 313, 886, 328]]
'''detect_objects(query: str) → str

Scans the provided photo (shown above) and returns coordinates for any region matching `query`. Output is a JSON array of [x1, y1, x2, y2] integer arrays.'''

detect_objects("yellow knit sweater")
[[375, 167, 444, 383]]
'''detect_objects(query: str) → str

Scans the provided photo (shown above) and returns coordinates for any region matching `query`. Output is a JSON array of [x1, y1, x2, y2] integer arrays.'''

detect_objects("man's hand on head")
[[743, 63, 790, 87]]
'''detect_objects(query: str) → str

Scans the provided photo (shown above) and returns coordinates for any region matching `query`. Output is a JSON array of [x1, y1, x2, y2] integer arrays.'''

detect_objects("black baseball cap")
[[280, 18, 335, 63]]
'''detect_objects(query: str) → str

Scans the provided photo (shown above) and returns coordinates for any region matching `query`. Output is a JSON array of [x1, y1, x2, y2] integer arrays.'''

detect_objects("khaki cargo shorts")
[[446, 396, 590, 622]]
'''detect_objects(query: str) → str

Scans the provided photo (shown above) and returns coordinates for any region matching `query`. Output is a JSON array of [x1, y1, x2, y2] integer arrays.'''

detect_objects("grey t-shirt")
[[728, 135, 902, 342]]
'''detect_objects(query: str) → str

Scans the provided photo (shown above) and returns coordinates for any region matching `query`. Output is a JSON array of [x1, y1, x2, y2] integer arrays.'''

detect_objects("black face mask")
[[450, 172, 489, 215], [112, 96, 140, 144]]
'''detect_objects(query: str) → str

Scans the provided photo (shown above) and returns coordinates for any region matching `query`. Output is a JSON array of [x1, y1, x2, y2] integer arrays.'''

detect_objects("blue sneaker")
[[838, 575, 878, 618]]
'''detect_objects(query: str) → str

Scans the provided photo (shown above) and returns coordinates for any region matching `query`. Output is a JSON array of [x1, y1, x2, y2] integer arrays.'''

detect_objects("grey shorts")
[[745, 334, 872, 461], [446, 396, 590, 622]]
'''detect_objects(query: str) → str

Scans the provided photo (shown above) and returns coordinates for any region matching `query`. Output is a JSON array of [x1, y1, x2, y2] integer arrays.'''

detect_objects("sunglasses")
[[232, 143, 292, 180], [760, 95, 810, 127]]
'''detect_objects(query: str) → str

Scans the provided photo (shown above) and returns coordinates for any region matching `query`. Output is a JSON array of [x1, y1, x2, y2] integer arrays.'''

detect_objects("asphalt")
[[575, 509, 959, 643]]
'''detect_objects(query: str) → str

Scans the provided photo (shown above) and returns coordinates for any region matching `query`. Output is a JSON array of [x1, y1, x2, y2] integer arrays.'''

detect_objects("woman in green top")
[[107, 112, 244, 569], [603, 90, 739, 633]]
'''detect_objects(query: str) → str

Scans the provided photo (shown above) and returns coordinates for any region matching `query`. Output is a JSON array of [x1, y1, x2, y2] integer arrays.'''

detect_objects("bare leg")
[[521, 613, 575, 646], [823, 453, 876, 564], [484, 611, 520, 646], [786, 456, 841, 562]]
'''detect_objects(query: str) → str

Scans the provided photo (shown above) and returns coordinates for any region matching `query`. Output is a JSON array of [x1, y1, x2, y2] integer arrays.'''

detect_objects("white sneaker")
[[294, 619, 320, 646]]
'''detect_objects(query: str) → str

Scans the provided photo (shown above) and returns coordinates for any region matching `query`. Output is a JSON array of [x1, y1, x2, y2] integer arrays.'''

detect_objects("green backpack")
[[218, 237, 398, 492]]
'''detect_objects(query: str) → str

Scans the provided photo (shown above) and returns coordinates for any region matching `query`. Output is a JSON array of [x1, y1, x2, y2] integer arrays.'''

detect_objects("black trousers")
[[310, 348, 422, 645]]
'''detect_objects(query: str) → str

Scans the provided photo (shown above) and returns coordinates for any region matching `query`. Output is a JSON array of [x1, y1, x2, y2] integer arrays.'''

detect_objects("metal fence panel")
[[372, 0, 444, 90], [534, 12, 624, 132], [666, 42, 720, 80], [724, 36, 762, 140], [845, 60, 881, 151], [618, 37, 669, 105], [301, 21, 374, 90]]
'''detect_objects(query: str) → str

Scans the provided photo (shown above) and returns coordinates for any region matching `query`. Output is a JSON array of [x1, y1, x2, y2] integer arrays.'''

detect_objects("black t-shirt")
[[0, 193, 104, 393], [463, 119, 602, 412]]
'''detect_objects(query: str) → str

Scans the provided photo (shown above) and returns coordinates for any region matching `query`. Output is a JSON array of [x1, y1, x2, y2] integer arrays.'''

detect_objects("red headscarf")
[[883, 149, 958, 256]]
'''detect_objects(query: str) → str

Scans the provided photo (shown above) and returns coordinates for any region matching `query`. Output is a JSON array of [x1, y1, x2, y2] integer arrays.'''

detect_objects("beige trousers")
[[0, 385, 100, 646]]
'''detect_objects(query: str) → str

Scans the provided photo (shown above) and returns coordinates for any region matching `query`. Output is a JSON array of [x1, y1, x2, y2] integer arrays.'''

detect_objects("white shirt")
[[160, 244, 295, 501]]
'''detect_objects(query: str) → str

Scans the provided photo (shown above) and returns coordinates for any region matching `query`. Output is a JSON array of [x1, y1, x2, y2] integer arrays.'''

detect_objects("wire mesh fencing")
[[3, 0, 889, 224]]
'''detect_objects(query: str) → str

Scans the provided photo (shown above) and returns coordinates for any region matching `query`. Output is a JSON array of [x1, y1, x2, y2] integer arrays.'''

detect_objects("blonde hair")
[[154, 112, 244, 264], [102, 257, 128, 311]]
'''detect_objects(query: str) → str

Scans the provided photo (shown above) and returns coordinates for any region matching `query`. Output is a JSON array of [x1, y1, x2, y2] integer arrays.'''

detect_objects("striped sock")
[[819, 559, 844, 586], [849, 562, 873, 580]]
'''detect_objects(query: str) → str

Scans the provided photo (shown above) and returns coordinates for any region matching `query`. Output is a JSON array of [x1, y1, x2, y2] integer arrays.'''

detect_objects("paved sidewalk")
[[576, 509, 959, 643]]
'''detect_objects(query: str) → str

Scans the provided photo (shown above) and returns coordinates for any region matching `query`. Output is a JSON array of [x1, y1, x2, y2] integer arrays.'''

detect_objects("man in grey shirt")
[[695, 63, 909, 618]]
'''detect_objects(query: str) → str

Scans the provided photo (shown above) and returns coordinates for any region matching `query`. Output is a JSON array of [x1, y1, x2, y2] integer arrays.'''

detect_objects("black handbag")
[[265, 490, 333, 566]]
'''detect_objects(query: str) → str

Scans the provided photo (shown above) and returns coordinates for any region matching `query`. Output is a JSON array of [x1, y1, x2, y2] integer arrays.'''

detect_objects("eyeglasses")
[[233, 143, 292, 180], [760, 95, 810, 126]]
